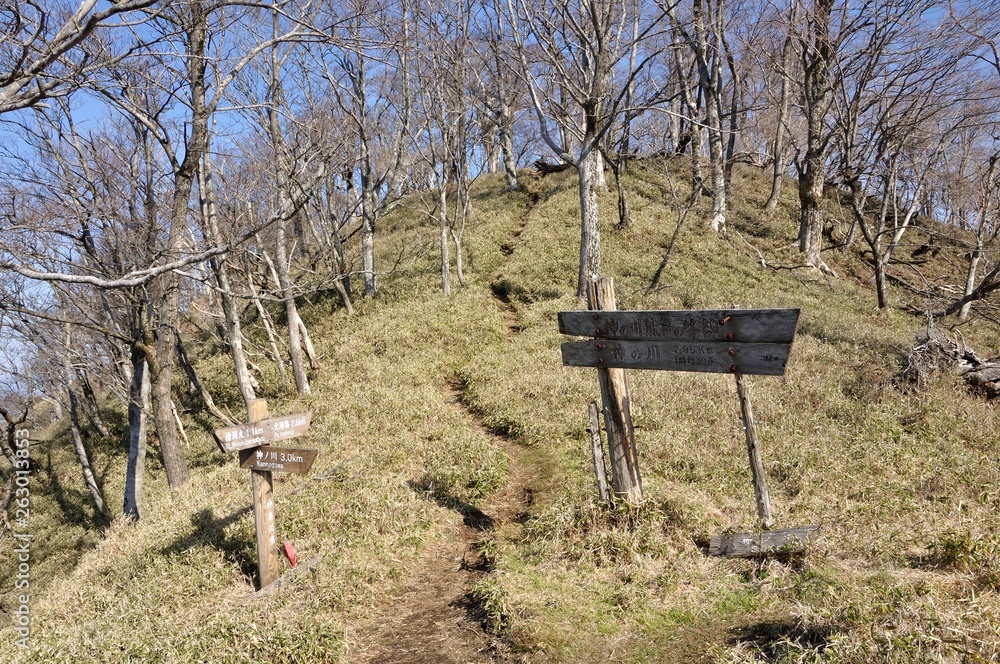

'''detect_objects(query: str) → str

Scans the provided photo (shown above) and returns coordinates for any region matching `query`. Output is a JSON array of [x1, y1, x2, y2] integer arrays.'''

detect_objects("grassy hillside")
[[1, 160, 999, 662]]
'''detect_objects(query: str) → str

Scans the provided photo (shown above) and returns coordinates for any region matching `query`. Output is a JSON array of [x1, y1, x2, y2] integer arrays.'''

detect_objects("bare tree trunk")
[[64, 326, 111, 523], [574, 149, 603, 299], [595, 153, 607, 190], [848, 175, 891, 309], [68, 392, 112, 523], [960, 244, 982, 321], [438, 174, 452, 296], [670, 23, 705, 196], [878, 184, 922, 273], [123, 348, 149, 521], [77, 369, 111, 438], [361, 195, 377, 297], [199, 150, 257, 412], [691, 0, 726, 234], [152, 282, 189, 488], [607, 154, 631, 230], [245, 256, 290, 385], [275, 214, 311, 396], [764, 8, 795, 214], [298, 317, 319, 370], [500, 105, 519, 190], [798, 164, 826, 267], [0, 423, 15, 467], [649, 181, 698, 293], [175, 334, 237, 426], [798, 0, 834, 270], [452, 229, 466, 287], [453, 177, 470, 288], [171, 399, 189, 447]]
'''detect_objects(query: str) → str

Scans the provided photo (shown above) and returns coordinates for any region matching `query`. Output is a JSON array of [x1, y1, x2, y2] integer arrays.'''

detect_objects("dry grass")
[[1, 160, 999, 662]]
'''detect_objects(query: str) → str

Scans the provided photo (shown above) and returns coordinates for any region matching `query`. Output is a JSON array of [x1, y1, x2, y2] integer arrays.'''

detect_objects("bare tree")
[[474, 7, 524, 191], [794, 0, 837, 270], [665, 0, 730, 233], [324, 0, 414, 298], [0, 0, 157, 114], [502, 0, 668, 297], [761, 1, 798, 213]]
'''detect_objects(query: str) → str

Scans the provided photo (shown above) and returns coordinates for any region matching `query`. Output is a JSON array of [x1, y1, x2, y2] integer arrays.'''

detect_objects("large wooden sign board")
[[559, 308, 798, 375], [561, 278, 815, 558], [214, 399, 316, 589]]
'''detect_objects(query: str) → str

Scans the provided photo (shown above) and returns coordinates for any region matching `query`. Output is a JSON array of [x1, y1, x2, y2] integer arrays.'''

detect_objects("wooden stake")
[[248, 399, 280, 589], [588, 278, 643, 505], [587, 401, 610, 502], [735, 372, 773, 528]]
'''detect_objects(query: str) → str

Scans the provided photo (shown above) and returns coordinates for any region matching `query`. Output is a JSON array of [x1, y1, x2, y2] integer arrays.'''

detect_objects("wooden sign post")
[[248, 399, 279, 589], [561, 278, 816, 556], [587, 278, 643, 505], [214, 399, 316, 589]]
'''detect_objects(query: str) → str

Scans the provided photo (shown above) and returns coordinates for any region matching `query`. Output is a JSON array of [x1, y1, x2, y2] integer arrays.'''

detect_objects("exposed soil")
[[345, 199, 540, 663], [346, 383, 538, 664]]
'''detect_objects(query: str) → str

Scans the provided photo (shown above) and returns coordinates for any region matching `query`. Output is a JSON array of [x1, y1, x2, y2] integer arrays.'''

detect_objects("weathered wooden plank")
[[586, 401, 609, 502], [239, 446, 318, 475], [561, 340, 791, 375], [735, 373, 773, 528], [214, 411, 312, 453], [708, 525, 819, 558], [558, 308, 799, 343], [589, 278, 643, 505]]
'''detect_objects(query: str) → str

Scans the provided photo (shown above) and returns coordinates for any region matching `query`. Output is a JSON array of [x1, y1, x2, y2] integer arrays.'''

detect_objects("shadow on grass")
[[44, 449, 111, 531], [729, 618, 841, 660], [160, 506, 256, 582], [407, 476, 496, 532]]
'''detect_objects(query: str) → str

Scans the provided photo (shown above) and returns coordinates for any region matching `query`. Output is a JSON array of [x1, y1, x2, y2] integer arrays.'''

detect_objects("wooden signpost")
[[214, 399, 316, 589], [561, 277, 817, 558]]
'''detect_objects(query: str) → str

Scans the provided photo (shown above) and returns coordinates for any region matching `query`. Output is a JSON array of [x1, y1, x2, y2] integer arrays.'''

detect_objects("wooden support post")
[[587, 401, 610, 502], [735, 372, 773, 528], [588, 278, 643, 505], [248, 399, 280, 589]]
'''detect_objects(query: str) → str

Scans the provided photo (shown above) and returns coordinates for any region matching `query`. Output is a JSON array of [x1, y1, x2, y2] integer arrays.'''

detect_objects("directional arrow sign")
[[214, 412, 312, 453], [239, 446, 318, 474]]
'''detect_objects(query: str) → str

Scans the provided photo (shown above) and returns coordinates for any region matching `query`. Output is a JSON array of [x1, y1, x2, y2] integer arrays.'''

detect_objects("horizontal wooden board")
[[239, 446, 318, 474], [214, 412, 312, 453], [708, 525, 819, 558], [558, 308, 799, 343], [561, 340, 792, 375]]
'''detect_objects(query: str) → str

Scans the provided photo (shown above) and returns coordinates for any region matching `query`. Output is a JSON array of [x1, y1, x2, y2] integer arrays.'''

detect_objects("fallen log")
[[898, 327, 1000, 398]]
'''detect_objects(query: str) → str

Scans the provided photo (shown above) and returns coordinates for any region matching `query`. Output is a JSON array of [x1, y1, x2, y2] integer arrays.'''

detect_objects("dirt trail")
[[347, 206, 541, 664], [347, 385, 537, 664]]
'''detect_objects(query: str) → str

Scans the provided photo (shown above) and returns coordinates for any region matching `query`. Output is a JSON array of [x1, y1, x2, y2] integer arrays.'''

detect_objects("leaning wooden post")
[[734, 372, 773, 529], [587, 401, 610, 502], [247, 399, 280, 589], [588, 278, 643, 504]]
